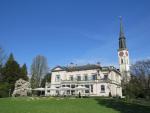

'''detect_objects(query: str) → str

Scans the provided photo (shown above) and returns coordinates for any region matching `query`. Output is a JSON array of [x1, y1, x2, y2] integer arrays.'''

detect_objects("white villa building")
[[44, 18, 130, 97], [45, 64, 122, 97]]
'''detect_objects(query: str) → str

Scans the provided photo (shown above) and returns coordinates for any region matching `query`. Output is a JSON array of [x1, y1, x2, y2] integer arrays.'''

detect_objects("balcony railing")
[[61, 79, 109, 83], [59, 78, 121, 85], [51, 78, 121, 86]]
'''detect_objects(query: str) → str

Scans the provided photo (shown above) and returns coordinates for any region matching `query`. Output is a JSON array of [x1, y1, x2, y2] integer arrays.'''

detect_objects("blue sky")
[[0, 0, 150, 71]]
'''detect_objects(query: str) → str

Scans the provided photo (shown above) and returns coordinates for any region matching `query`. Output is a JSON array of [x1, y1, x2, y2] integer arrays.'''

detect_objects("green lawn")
[[0, 97, 149, 113]]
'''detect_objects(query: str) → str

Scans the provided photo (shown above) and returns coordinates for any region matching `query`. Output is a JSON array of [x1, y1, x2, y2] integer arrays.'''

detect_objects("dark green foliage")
[[0, 65, 3, 81], [0, 82, 9, 97], [124, 75, 142, 98], [2, 53, 21, 93], [125, 59, 150, 99], [20, 64, 28, 81], [0, 53, 29, 97], [95, 98, 150, 113], [41, 73, 51, 87]]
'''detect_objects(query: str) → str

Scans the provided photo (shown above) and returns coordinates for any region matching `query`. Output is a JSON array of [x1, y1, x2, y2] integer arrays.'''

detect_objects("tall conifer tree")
[[20, 64, 28, 81], [2, 53, 21, 93]]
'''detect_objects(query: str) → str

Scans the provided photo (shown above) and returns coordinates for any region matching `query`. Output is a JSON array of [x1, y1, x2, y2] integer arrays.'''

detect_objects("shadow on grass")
[[95, 98, 150, 113]]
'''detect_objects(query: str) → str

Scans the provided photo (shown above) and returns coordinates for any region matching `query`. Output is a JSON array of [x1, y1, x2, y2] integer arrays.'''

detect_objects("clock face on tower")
[[119, 52, 124, 56]]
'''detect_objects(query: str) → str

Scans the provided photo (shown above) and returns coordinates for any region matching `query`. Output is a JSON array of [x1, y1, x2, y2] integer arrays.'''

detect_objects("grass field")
[[0, 97, 150, 113]]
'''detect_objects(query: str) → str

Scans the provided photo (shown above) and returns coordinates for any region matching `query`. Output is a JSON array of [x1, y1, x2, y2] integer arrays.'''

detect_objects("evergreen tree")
[[0, 82, 9, 97], [20, 64, 28, 81], [41, 73, 51, 87], [2, 53, 21, 94], [0, 65, 3, 82]]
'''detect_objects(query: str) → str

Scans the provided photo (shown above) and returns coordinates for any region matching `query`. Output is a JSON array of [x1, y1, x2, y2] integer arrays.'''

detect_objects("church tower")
[[118, 17, 130, 82]]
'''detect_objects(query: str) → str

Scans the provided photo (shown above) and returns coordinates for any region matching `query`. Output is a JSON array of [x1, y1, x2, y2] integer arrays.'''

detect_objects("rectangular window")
[[85, 90, 89, 93], [56, 90, 59, 95], [71, 90, 75, 95], [67, 90, 70, 94], [77, 76, 81, 81], [66, 85, 70, 87], [91, 85, 93, 92], [70, 75, 73, 81], [55, 75, 60, 82], [92, 74, 97, 80], [101, 85, 105, 93], [84, 75, 88, 81], [71, 84, 75, 88], [85, 85, 89, 88], [62, 85, 65, 87]]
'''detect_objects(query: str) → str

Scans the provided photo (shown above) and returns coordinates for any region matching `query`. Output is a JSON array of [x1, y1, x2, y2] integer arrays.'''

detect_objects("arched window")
[[121, 59, 123, 64]]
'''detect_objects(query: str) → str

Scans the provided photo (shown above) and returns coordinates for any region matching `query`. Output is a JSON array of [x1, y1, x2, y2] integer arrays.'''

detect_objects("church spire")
[[118, 17, 130, 82], [119, 17, 125, 38], [119, 17, 127, 50]]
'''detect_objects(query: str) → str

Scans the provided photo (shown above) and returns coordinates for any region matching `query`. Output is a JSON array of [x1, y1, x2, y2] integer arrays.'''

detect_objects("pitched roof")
[[51, 64, 101, 72], [51, 64, 121, 75], [66, 64, 101, 71]]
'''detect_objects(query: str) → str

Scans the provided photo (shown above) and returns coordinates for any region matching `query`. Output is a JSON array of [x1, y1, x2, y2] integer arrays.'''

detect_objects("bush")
[[0, 82, 9, 98]]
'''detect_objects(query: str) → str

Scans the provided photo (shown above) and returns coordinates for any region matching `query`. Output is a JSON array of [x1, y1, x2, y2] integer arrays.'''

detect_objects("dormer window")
[[104, 75, 108, 80]]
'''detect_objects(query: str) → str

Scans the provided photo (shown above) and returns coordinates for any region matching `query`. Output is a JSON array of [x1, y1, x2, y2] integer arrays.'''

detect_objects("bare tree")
[[130, 59, 150, 98], [131, 60, 150, 88], [0, 47, 6, 81], [30, 55, 48, 88], [0, 47, 6, 66]]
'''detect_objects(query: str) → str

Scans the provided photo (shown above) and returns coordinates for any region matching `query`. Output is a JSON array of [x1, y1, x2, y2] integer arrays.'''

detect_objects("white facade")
[[45, 65, 122, 97], [118, 49, 130, 72]]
